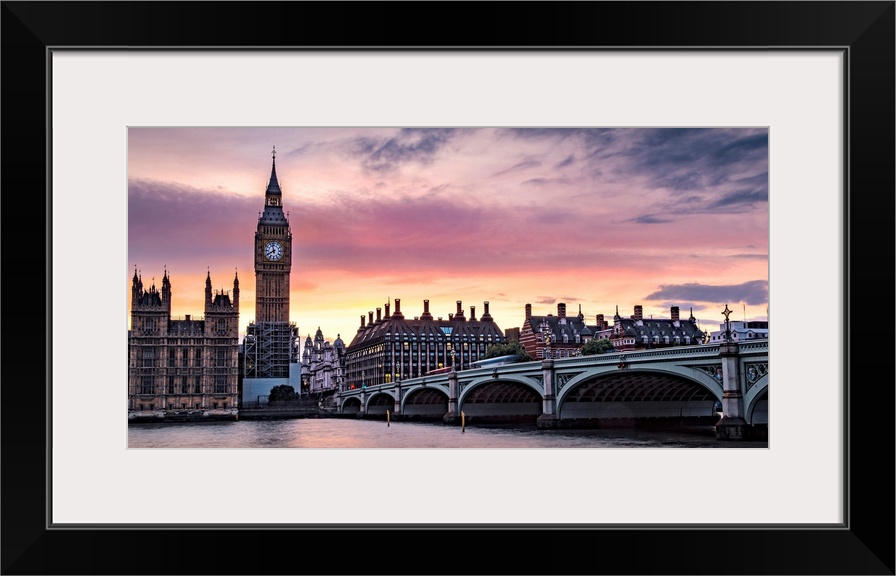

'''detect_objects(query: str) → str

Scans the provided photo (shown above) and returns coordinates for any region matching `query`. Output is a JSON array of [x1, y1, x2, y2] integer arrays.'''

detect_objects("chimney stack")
[[454, 300, 465, 321], [376, 307, 382, 322], [525, 303, 532, 320], [385, 301, 390, 318], [633, 305, 643, 321], [393, 298, 404, 319], [368, 311, 374, 325], [361, 315, 366, 328], [482, 301, 492, 320], [421, 299, 433, 320], [558, 302, 567, 318], [671, 306, 680, 322], [470, 306, 476, 321]]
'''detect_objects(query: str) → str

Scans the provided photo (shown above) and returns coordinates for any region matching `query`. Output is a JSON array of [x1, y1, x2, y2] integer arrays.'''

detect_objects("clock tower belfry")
[[243, 146, 299, 381], [254, 146, 292, 323]]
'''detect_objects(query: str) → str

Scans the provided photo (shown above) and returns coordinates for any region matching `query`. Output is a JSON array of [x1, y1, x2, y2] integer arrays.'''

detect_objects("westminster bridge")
[[334, 340, 768, 440]]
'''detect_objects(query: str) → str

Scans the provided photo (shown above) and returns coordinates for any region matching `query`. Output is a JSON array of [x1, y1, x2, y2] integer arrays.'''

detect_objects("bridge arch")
[[341, 396, 362, 415], [745, 376, 768, 425], [557, 368, 719, 422], [400, 385, 449, 418], [458, 376, 543, 419], [556, 364, 723, 406], [365, 392, 394, 416]]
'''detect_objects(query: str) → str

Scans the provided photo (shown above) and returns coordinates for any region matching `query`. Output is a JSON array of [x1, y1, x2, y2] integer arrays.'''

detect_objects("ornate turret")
[[161, 267, 171, 314], [131, 266, 141, 302], [131, 270, 164, 309], [315, 327, 325, 347], [205, 269, 213, 306], [232, 270, 240, 314]]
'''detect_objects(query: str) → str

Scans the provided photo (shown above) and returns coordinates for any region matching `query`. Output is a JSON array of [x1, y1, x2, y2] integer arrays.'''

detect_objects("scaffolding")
[[243, 321, 298, 378]]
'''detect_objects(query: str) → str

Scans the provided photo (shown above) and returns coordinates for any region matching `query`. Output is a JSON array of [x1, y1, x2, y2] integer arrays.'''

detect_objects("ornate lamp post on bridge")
[[444, 348, 460, 424], [715, 304, 748, 440], [536, 318, 559, 429], [722, 304, 733, 342]]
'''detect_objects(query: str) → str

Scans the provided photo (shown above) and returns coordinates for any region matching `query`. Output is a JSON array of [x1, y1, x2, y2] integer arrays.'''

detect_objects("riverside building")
[[609, 305, 707, 351], [127, 268, 241, 420], [300, 328, 346, 393], [519, 302, 613, 360], [344, 299, 507, 388]]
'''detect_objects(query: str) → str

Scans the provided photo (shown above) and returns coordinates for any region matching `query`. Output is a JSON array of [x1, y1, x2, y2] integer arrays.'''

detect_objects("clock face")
[[264, 241, 283, 261]]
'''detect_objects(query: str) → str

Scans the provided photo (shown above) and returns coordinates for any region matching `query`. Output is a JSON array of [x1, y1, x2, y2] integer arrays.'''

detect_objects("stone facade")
[[344, 299, 507, 388], [609, 305, 707, 351], [708, 319, 769, 343], [519, 302, 613, 360], [300, 328, 346, 393], [128, 268, 240, 419]]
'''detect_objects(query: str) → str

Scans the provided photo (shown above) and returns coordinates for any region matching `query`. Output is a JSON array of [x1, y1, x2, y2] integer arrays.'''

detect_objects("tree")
[[268, 384, 299, 402], [485, 341, 533, 362], [581, 338, 616, 356]]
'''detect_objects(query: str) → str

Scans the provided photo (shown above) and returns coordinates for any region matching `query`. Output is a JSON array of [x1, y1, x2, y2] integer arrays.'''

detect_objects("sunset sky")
[[128, 127, 769, 345]]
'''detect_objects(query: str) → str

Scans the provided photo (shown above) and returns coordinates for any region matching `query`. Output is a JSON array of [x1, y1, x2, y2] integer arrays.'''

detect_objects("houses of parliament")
[[128, 148, 299, 420]]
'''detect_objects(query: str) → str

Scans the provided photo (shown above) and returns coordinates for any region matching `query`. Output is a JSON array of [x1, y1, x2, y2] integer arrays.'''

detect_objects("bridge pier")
[[536, 356, 559, 429], [715, 342, 748, 439], [443, 367, 459, 424], [356, 389, 367, 418]]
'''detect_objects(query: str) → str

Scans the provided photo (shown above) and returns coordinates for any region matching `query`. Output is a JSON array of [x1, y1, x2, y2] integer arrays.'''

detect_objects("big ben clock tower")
[[243, 146, 298, 381], [254, 146, 292, 323]]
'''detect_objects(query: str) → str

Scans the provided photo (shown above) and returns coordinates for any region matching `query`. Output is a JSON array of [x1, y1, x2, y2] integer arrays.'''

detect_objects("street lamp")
[[722, 304, 733, 342]]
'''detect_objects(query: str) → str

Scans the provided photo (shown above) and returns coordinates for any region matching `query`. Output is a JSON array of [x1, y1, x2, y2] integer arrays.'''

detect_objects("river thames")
[[128, 417, 768, 448]]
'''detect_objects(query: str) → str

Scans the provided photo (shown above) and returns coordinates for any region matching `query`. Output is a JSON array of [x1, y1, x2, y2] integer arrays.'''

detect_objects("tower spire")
[[266, 145, 281, 194]]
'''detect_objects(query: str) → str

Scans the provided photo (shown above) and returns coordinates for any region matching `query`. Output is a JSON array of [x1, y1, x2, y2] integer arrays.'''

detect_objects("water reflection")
[[128, 418, 767, 449]]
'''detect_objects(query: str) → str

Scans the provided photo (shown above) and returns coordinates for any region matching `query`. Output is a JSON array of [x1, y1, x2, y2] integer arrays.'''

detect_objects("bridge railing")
[[337, 340, 768, 397], [556, 344, 723, 366], [738, 339, 770, 352]]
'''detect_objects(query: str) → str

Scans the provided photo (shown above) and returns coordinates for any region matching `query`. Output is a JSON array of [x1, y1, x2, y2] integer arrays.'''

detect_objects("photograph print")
[[127, 127, 769, 449]]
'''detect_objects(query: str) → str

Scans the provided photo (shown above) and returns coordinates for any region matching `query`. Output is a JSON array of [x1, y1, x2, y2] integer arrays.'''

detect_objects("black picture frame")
[[3, 2, 893, 574]]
